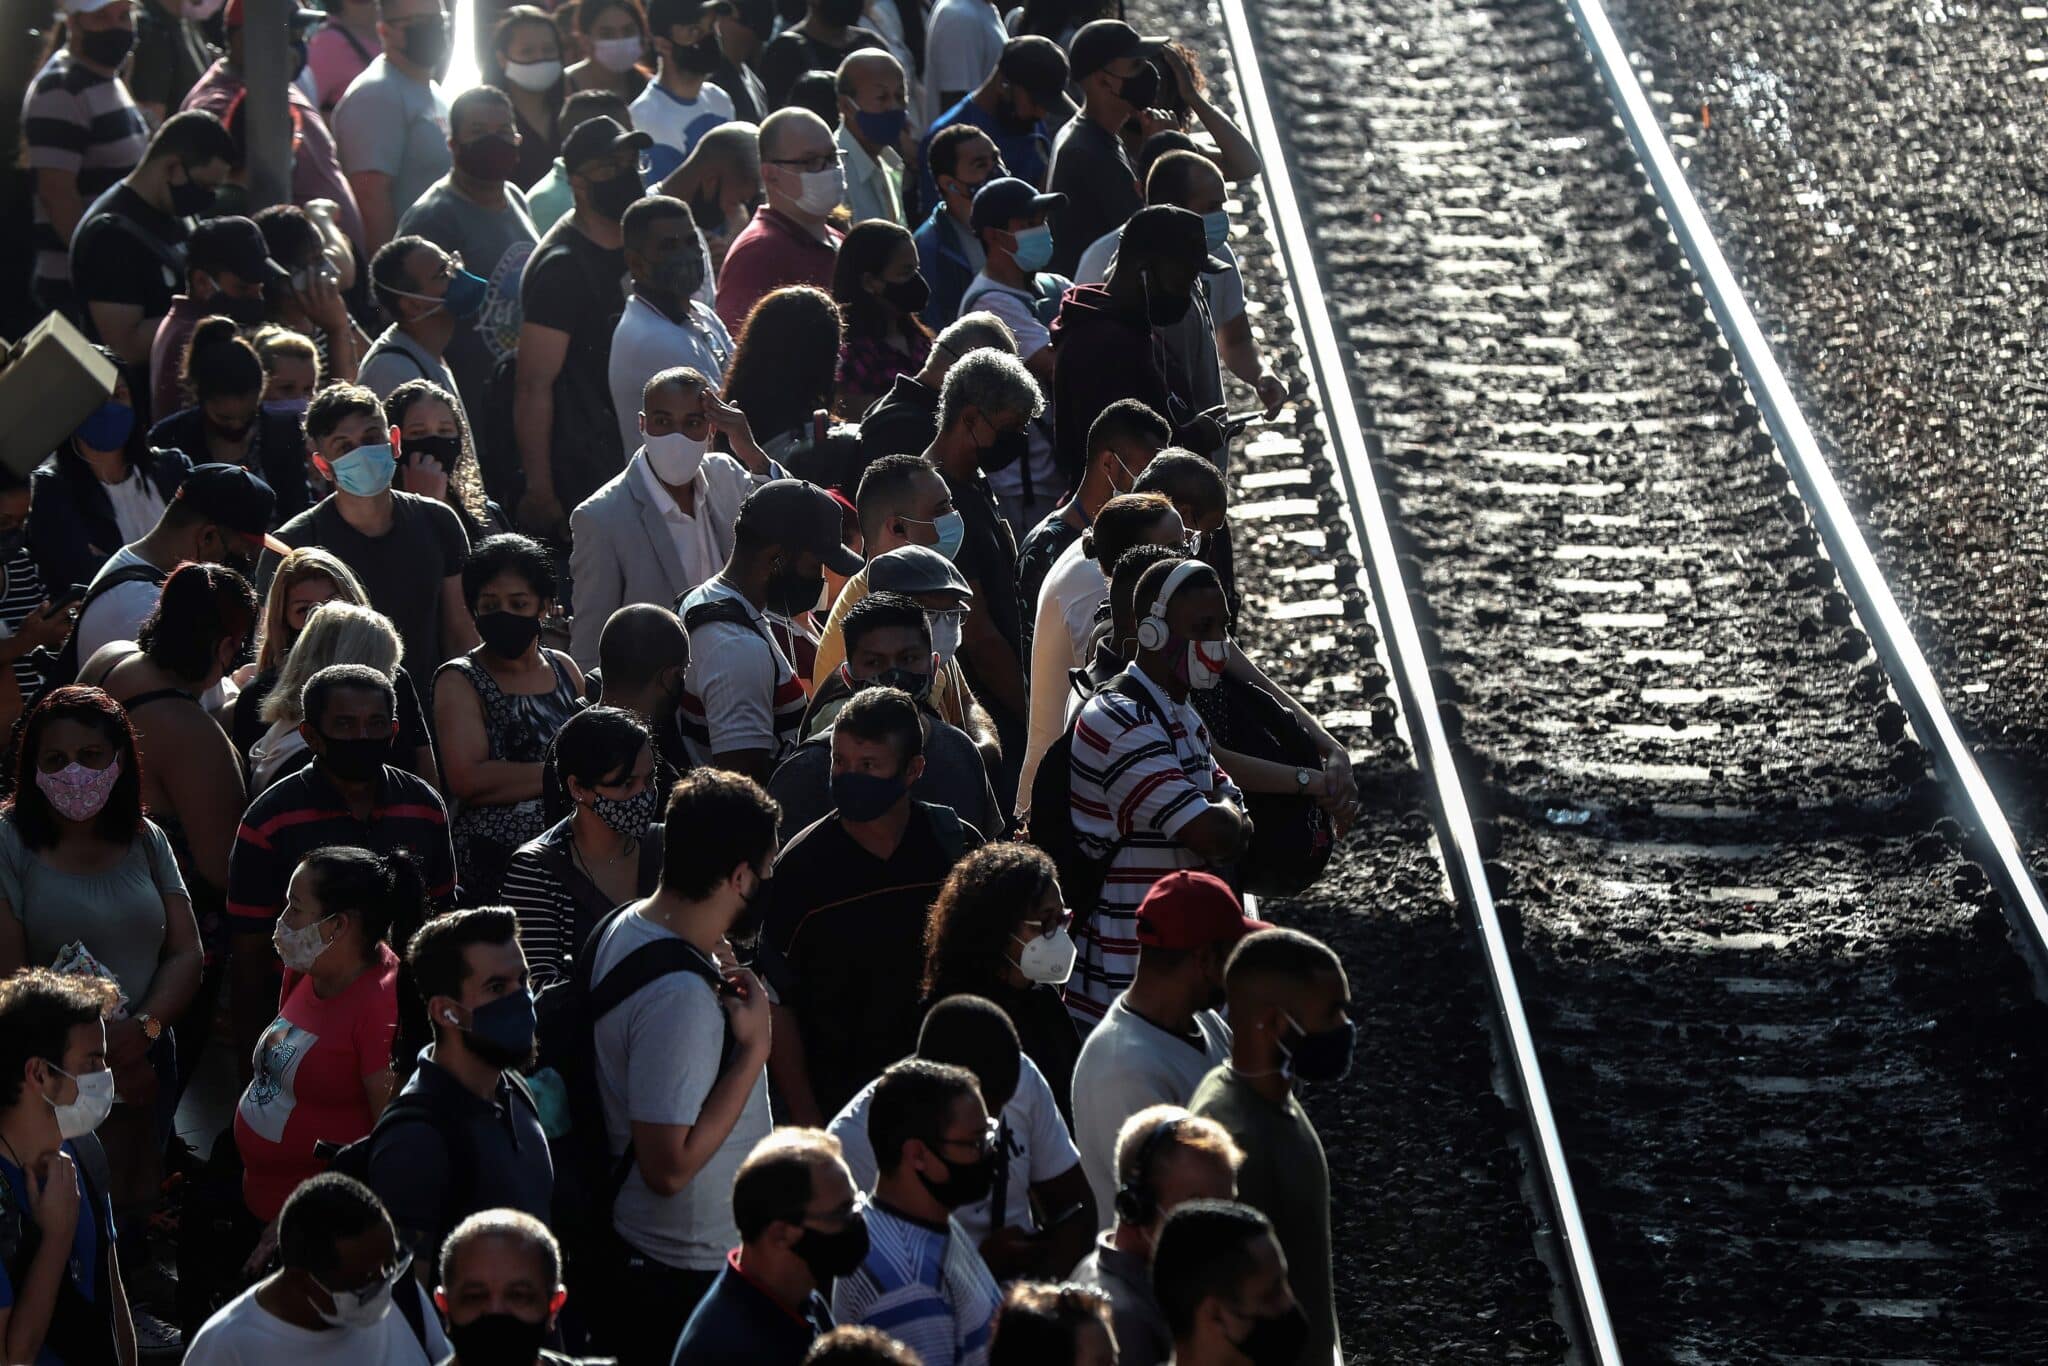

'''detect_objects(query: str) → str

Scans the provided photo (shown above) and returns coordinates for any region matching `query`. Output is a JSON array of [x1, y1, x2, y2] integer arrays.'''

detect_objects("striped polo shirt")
[[830, 1202, 1001, 1366], [22, 50, 148, 296], [677, 577, 809, 770], [1066, 666, 1243, 1026]]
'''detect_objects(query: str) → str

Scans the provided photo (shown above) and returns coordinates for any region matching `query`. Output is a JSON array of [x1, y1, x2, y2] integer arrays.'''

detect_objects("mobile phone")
[[1223, 408, 1266, 434], [40, 585, 85, 619]]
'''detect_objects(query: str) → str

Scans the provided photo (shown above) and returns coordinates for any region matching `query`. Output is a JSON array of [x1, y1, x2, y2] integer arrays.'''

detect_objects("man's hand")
[[722, 966, 773, 1056], [517, 487, 566, 538], [706, 394, 769, 472], [26, 1150, 79, 1235], [296, 272, 352, 341], [15, 602, 74, 653], [1158, 44, 1199, 107], [1254, 370, 1287, 417]]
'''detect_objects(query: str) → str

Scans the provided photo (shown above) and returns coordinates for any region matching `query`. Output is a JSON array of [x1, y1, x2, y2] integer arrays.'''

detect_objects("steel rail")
[[1559, 0, 2048, 991], [1215, 1, 1623, 1360]]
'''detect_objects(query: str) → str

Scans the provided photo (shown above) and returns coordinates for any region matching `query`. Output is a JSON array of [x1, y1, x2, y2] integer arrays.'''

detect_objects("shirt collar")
[[633, 448, 701, 519], [835, 123, 901, 177], [726, 1248, 825, 1328]]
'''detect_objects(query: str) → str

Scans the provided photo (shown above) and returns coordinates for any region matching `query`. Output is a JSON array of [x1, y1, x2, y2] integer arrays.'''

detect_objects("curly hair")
[[385, 378, 492, 532], [723, 286, 843, 445], [922, 842, 1060, 1001]]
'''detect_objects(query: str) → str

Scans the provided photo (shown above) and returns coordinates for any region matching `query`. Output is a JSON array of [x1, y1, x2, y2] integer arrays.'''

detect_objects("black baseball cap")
[[646, 0, 731, 33], [1068, 19, 1167, 80], [175, 464, 291, 556], [970, 176, 1065, 232], [563, 115, 653, 173], [187, 216, 291, 288], [1121, 204, 1230, 273], [735, 479, 864, 576], [997, 35, 1069, 105]]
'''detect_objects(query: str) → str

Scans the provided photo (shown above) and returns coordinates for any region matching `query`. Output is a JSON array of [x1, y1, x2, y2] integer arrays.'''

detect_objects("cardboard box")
[[0, 313, 119, 478]]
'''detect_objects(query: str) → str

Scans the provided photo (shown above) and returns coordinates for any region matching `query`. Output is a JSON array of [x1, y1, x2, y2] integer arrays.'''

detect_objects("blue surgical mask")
[[75, 400, 135, 452], [853, 107, 908, 148], [1009, 224, 1054, 274], [263, 397, 311, 421], [932, 510, 966, 560], [329, 443, 397, 497], [1202, 209, 1230, 254]]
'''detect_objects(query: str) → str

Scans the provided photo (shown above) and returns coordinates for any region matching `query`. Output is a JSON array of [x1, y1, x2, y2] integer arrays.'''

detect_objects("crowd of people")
[[3, 0, 1369, 1360]]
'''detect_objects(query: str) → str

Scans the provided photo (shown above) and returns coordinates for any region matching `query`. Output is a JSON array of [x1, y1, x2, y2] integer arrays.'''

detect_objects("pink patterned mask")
[[36, 757, 121, 822]]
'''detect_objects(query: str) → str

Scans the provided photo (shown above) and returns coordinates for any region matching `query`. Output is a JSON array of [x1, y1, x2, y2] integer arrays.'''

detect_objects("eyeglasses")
[[768, 151, 845, 174], [934, 1117, 1002, 1159]]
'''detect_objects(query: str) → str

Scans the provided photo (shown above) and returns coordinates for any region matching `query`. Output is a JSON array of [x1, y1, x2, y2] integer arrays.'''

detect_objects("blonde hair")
[[255, 547, 367, 674], [252, 325, 323, 385], [1114, 1105, 1243, 1189], [261, 603, 400, 725]]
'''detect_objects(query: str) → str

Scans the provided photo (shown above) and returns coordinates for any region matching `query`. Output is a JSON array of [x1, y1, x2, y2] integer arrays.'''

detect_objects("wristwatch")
[[1295, 766, 1315, 794], [135, 1013, 161, 1042]]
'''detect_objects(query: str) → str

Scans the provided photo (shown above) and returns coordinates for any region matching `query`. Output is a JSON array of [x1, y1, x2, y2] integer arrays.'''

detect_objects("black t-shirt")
[[520, 217, 630, 511], [72, 182, 187, 317], [944, 465, 1023, 699], [758, 24, 887, 110], [1015, 503, 1083, 653], [260, 492, 472, 681], [859, 373, 941, 465], [1047, 118, 1140, 278], [760, 803, 981, 1117]]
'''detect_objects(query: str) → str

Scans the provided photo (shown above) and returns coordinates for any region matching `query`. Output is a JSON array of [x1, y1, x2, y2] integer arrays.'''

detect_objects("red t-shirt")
[[715, 207, 843, 335], [233, 943, 400, 1220]]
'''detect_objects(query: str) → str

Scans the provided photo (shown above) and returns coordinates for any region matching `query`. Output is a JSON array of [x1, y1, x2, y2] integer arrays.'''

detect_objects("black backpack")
[[532, 905, 733, 1272], [28, 561, 168, 707], [1021, 670, 1168, 926], [1189, 676, 1336, 898]]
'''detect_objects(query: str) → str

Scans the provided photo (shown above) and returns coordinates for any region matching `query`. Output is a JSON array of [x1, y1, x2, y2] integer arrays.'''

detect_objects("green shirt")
[[526, 159, 575, 235], [1189, 1064, 1337, 1366]]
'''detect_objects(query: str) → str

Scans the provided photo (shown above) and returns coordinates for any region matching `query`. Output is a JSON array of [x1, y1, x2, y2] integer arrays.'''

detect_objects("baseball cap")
[[868, 545, 970, 604], [735, 479, 864, 577], [187, 216, 292, 289], [224, 0, 325, 29], [997, 35, 1070, 106], [1067, 19, 1168, 80], [1121, 204, 1230, 274], [970, 176, 1065, 233], [175, 464, 292, 557], [646, 0, 732, 32], [1134, 870, 1271, 950], [563, 115, 653, 173]]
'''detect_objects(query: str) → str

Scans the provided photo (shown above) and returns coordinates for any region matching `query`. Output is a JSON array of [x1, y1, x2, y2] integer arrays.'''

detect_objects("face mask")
[[36, 757, 121, 823], [79, 25, 137, 68], [405, 432, 463, 470], [831, 769, 908, 822], [440, 269, 489, 319], [208, 414, 254, 444], [1013, 925, 1076, 985], [1007, 224, 1054, 274], [590, 783, 657, 837], [977, 420, 1029, 475], [461, 989, 537, 1069], [792, 1212, 870, 1283], [170, 169, 218, 218], [455, 134, 521, 183], [211, 290, 268, 327], [591, 35, 644, 71], [818, 0, 863, 24], [274, 913, 337, 972], [1230, 1302, 1311, 1366], [1113, 60, 1160, 111], [791, 164, 846, 217], [918, 1140, 995, 1210], [329, 443, 397, 496], [668, 33, 720, 73], [1141, 267, 1194, 327], [264, 398, 310, 423], [502, 58, 562, 91], [928, 511, 965, 561], [880, 274, 930, 316], [44, 1065, 115, 1140], [649, 249, 707, 303], [317, 734, 390, 783], [1203, 209, 1231, 254], [929, 612, 962, 663], [768, 564, 825, 618], [1279, 1011, 1357, 1084], [643, 429, 709, 485], [851, 664, 932, 703], [588, 170, 644, 222], [313, 1255, 409, 1331], [476, 610, 543, 658], [446, 1313, 550, 1363], [852, 107, 907, 147], [400, 15, 450, 68], [75, 400, 135, 452], [1183, 636, 1227, 691]]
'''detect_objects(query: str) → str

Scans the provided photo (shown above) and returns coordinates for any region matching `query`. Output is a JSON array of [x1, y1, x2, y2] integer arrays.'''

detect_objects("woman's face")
[[1006, 881, 1070, 971], [399, 397, 459, 444], [474, 569, 545, 619], [572, 741, 655, 807], [588, 2, 641, 42], [865, 237, 919, 306], [279, 862, 330, 934], [203, 392, 261, 441], [502, 18, 561, 64], [264, 356, 319, 403], [283, 574, 341, 636], [36, 718, 118, 776]]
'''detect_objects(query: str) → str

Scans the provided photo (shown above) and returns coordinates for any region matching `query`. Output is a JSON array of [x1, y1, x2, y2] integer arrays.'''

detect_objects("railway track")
[[1198, 0, 2048, 1357]]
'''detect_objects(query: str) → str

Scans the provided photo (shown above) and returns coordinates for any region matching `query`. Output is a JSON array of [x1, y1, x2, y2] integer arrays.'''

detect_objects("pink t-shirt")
[[307, 23, 376, 113], [234, 942, 400, 1220]]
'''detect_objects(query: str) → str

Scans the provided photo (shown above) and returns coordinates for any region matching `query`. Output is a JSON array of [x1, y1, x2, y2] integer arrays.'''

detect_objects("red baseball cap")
[[1134, 871, 1271, 950]]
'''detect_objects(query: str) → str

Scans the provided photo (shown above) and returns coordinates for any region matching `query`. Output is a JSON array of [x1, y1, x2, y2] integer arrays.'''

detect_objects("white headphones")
[[1136, 559, 1215, 653]]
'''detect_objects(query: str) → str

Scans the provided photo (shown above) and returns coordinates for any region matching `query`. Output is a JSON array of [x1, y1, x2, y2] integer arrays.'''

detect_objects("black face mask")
[[669, 33, 721, 73], [588, 170, 644, 223], [792, 1212, 869, 1283], [1280, 1015, 1357, 1084], [855, 665, 932, 703], [170, 170, 218, 218], [317, 735, 389, 783], [79, 25, 137, 68], [1141, 267, 1194, 327], [1114, 60, 1161, 111], [207, 415, 253, 444], [1231, 1303, 1311, 1366], [405, 432, 464, 469], [881, 274, 930, 316], [400, 15, 450, 68], [476, 610, 544, 659], [650, 249, 707, 303], [767, 563, 824, 617], [977, 422, 1029, 475], [445, 1312, 549, 1364], [210, 290, 268, 327], [918, 1143, 995, 1210]]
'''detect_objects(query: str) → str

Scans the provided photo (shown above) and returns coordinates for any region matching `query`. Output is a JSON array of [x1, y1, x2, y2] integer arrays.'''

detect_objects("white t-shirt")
[[183, 1281, 450, 1365], [608, 292, 734, 458], [1070, 994, 1232, 1228], [77, 546, 162, 663], [628, 78, 735, 184], [925, 0, 1007, 113], [102, 467, 166, 547], [1017, 535, 1109, 812], [677, 577, 808, 768], [830, 1051, 1082, 1248], [1075, 230, 1248, 326], [589, 908, 771, 1271]]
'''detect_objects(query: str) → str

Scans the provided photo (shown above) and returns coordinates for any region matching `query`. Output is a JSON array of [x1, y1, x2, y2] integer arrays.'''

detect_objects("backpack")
[[27, 560, 169, 708], [531, 905, 733, 1273], [1189, 676, 1336, 898], [0, 1135, 117, 1365], [1021, 670, 1168, 926]]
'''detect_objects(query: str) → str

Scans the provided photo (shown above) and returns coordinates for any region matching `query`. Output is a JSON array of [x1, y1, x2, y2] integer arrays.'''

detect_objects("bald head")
[[835, 48, 901, 94], [759, 107, 834, 164], [598, 604, 690, 691]]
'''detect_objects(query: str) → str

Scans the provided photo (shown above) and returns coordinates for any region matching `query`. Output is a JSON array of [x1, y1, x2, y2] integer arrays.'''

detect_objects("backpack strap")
[[922, 801, 968, 864], [393, 1276, 432, 1358], [682, 595, 768, 641]]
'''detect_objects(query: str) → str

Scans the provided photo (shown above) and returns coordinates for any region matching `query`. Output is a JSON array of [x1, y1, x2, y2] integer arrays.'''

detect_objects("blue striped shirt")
[[830, 1203, 1000, 1366]]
